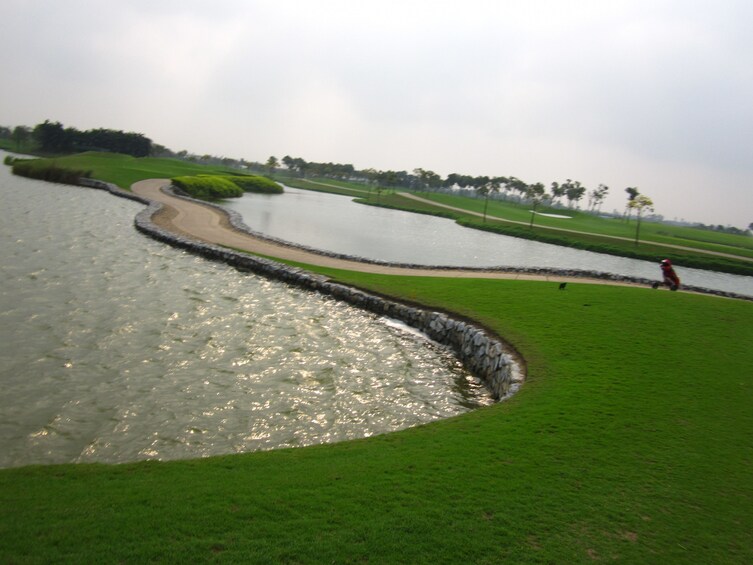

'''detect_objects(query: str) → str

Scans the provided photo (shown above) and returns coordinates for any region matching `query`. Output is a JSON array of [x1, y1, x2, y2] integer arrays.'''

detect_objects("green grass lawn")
[[273, 175, 753, 275], [9, 151, 245, 190], [2, 155, 752, 562], [8, 153, 752, 266], [1, 271, 751, 563], [408, 191, 753, 254]]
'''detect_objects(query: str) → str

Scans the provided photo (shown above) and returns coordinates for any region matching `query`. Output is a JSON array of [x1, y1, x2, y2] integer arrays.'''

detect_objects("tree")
[[413, 168, 441, 191], [444, 173, 470, 189], [31, 120, 151, 156], [477, 178, 500, 223], [588, 184, 609, 213], [624, 187, 640, 223], [526, 182, 546, 229], [11, 126, 30, 151], [550, 181, 566, 206], [506, 177, 528, 200], [266, 156, 279, 173], [281, 156, 308, 176], [628, 194, 654, 246], [362, 168, 379, 200], [33, 120, 71, 153], [565, 180, 586, 208]]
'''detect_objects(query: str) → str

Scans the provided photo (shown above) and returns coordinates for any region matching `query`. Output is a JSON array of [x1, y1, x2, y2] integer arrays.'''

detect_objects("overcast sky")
[[2, 0, 752, 227]]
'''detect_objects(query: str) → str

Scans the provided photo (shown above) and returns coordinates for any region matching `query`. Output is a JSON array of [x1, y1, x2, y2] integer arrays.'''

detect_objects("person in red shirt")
[[660, 259, 680, 290]]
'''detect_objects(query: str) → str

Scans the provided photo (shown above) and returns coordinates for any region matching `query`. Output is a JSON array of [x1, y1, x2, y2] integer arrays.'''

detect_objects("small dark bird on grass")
[[558, 282, 567, 290]]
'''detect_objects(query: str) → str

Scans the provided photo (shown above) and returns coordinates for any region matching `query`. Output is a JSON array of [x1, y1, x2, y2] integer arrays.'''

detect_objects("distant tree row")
[[0, 125, 33, 152], [279, 155, 355, 179], [692, 223, 751, 236], [29, 120, 152, 157], [0, 121, 153, 157], [2, 123, 746, 231], [272, 154, 617, 214]]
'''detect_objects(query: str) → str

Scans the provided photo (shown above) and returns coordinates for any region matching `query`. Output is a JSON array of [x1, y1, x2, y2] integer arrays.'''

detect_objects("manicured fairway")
[[1, 273, 751, 563], [10, 151, 243, 190]]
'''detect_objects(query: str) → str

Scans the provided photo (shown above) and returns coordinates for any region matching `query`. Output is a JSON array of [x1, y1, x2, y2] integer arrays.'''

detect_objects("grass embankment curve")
[[1, 277, 751, 563], [1, 156, 752, 562], [278, 175, 753, 275]]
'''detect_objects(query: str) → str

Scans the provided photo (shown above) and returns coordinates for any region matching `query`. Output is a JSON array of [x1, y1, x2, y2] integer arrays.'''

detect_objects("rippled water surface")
[[0, 163, 491, 467], [225, 187, 753, 297]]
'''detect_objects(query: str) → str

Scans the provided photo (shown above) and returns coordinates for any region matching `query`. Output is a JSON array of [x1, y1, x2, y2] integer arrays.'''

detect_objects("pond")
[[224, 187, 753, 297], [0, 162, 492, 468]]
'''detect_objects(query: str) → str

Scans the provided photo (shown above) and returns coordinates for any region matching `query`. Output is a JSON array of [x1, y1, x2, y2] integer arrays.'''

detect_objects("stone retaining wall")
[[165, 182, 753, 302], [80, 178, 523, 399], [77, 177, 752, 399]]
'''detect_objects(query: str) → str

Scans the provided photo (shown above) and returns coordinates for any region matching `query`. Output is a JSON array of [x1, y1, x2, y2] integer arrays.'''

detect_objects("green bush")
[[171, 175, 243, 200], [11, 160, 92, 185], [226, 175, 282, 194]]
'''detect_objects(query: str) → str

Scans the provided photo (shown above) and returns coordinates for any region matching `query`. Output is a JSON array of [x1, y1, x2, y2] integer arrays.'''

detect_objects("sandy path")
[[130, 179, 639, 286]]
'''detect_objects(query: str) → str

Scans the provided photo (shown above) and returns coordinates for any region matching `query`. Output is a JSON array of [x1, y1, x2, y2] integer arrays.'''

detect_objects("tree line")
[[0, 121, 152, 157], [269, 154, 619, 214], [2, 122, 748, 231]]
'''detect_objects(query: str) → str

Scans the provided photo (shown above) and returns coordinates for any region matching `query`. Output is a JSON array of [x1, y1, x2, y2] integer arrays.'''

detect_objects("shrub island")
[[172, 174, 283, 200]]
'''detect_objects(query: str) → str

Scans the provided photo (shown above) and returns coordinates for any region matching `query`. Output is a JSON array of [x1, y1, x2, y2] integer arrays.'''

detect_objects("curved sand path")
[[131, 179, 645, 286]]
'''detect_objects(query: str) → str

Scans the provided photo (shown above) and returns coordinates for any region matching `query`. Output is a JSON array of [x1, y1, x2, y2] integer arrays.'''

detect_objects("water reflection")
[[0, 161, 491, 467], [224, 187, 753, 297]]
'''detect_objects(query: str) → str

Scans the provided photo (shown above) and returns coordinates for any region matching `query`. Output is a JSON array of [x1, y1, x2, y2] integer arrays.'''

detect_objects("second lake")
[[224, 187, 753, 297]]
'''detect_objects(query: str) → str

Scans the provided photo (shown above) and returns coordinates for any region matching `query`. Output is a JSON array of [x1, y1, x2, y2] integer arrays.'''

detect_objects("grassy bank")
[[9, 157, 92, 185], [6, 151, 245, 190], [402, 191, 753, 254], [279, 175, 753, 275], [1, 270, 751, 563], [7, 154, 751, 273], [352, 193, 753, 276], [2, 157, 751, 562]]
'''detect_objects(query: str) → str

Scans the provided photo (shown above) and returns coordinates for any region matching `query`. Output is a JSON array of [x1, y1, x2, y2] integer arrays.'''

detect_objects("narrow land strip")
[[131, 179, 648, 288], [399, 192, 753, 261]]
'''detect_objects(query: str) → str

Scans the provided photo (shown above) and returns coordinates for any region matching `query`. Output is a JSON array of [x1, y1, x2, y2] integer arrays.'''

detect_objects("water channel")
[[4, 160, 750, 468], [0, 162, 492, 468], [224, 186, 753, 297]]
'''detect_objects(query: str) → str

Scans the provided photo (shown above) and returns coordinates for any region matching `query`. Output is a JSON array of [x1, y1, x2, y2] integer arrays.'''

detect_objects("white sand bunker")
[[529, 211, 572, 219]]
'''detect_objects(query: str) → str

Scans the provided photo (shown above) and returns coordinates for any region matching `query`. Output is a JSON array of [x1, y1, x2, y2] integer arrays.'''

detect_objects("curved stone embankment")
[[80, 178, 523, 399], [126, 179, 752, 301], [78, 178, 751, 399]]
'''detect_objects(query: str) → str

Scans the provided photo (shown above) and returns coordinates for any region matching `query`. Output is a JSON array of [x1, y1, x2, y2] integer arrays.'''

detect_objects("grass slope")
[[9, 152, 244, 190], [272, 175, 753, 275], [410, 191, 753, 255], [1, 274, 751, 563], [356, 193, 753, 275]]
